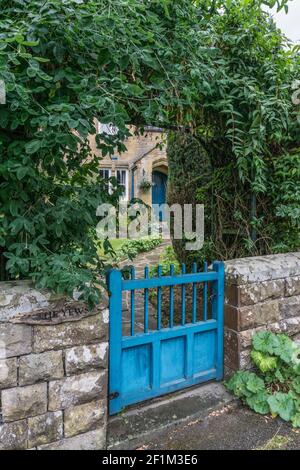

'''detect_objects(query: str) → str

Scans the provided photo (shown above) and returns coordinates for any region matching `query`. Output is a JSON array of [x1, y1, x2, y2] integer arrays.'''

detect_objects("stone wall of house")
[[0, 281, 109, 450], [93, 125, 165, 169], [132, 146, 168, 206], [224, 252, 300, 377]]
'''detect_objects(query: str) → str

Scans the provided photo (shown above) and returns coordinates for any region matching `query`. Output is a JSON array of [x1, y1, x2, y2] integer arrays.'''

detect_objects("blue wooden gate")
[[107, 261, 224, 415]]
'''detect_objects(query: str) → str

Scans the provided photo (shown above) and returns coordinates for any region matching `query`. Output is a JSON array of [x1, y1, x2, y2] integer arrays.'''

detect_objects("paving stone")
[[112, 403, 300, 450]]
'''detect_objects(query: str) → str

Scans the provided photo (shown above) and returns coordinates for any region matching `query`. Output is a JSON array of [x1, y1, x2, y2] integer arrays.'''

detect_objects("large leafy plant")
[[226, 332, 300, 428]]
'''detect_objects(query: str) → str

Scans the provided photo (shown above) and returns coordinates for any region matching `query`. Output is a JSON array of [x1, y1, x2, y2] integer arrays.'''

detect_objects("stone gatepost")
[[0, 281, 109, 450], [224, 252, 300, 377]]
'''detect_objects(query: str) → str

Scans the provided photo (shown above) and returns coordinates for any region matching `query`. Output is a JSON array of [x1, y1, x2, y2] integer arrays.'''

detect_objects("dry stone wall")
[[0, 281, 108, 450], [224, 252, 300, 376]]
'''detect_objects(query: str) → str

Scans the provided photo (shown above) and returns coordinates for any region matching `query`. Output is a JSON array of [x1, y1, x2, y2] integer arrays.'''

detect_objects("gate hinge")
[[109, 391, 119, 401]]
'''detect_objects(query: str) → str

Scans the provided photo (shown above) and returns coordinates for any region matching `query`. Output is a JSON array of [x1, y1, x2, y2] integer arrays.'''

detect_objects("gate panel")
[[108, 261, 224, 415]]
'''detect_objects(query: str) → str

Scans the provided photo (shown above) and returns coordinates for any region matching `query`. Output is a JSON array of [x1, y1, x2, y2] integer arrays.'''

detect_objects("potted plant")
[[139, 179, 153, 192]]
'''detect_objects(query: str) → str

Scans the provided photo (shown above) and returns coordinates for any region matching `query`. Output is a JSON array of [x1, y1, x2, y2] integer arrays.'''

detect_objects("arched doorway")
[[152, 170, 168, 221]]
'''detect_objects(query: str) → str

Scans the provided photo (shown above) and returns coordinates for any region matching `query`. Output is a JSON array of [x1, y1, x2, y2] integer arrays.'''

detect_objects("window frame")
[[100, 168, 112, 180], [116, 169, 129, 201]]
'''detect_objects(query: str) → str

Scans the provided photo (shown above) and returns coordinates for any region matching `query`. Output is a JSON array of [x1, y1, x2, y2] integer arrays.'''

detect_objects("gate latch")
[[109, 391, 119, 401]]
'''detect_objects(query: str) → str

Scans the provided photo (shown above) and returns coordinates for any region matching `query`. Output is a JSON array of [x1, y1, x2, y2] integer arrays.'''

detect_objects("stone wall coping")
[[224, 252, 300, 285], [0, 280, 108, 323]]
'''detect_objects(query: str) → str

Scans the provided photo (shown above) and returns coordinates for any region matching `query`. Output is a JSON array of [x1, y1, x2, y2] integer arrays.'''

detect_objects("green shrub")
[[117, 237, 162, 261], [167, 132, 212, 268], [226, 332, 300, 428], [1, 0, 223, 303], [98, 236, 162, 263]]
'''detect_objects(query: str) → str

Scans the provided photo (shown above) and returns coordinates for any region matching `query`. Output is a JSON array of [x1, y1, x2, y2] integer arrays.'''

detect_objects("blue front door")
[[152, 171, 167, 221]]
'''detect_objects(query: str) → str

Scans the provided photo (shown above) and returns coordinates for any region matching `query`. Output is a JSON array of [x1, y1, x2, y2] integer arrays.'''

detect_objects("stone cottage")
[[90, 124, 168, 218]]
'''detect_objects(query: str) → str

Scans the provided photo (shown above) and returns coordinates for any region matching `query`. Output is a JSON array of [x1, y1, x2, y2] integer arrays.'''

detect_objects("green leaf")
[[246, 373, 265, 394], [37, 70, 52, 81], [34, 57, 50, 63], [291, 413, 300, 429], [252, 331, 279, 355], [27, 67, 37, 78], [22, 40, 40, 47], [273, 335, 300, 365], [54, 224, 63, 237], [246, 392, 270, 415], [291, 377, 300, 394], [252, 332, 300, 366], [10, 218, 25, 235], [267, 392, 296, 422], [274, 368, 285, 383], [126, 84, 144, 96], [9, 200, 19, 217], [16, 167, 27, 180], [251, 350, 278, 373], [226, 371, 264, 398], [25, 140, 41, 155]]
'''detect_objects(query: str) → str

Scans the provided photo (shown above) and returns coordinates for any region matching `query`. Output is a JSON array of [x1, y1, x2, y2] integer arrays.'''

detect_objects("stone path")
[[119, 241, 170, 336]]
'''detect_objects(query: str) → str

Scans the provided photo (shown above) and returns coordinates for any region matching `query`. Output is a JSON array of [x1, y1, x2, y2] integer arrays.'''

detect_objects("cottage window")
[[100, 168, 111, 180]]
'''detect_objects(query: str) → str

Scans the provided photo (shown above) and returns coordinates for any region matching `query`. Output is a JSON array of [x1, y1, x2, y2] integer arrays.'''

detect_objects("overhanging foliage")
[[0, 0, 298, 304]]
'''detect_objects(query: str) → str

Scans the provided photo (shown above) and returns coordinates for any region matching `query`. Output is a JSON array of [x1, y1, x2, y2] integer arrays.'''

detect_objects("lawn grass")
[[97, 236, 162, 261]]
